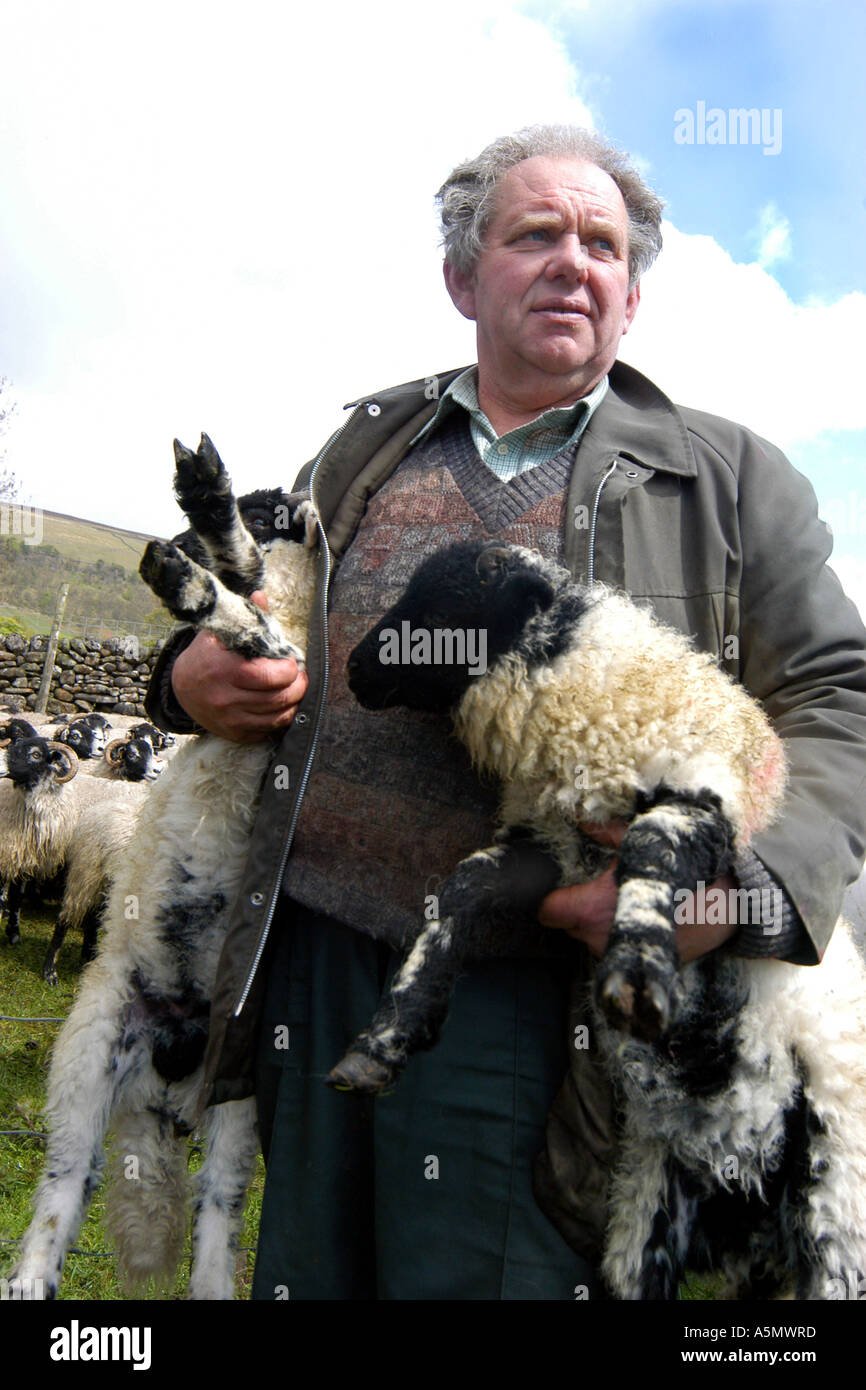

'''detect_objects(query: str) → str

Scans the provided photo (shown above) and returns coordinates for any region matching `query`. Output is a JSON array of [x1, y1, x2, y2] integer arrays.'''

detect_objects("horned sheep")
[[0, 735, 152, 979], [330, 538, 866, 1300]]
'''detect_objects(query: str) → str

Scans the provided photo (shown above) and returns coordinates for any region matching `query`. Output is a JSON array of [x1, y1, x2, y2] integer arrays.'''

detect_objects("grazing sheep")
[[330, 538, 866, 1301], [10, 434, 318, 1299]]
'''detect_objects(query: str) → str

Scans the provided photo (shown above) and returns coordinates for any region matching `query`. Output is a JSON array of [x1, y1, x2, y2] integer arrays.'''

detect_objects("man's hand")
[[538, 820, 738, 962], [171, 591, 309, 743]]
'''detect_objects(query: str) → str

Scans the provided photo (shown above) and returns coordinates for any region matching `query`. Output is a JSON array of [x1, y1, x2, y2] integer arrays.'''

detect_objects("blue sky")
[[542, 0, 865, 302], [1, 0, 863, 610]]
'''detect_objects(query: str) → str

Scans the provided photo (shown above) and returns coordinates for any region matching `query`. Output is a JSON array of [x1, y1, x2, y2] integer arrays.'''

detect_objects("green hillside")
[[0, 505, 173, 641], [31, 509, 158, 573]]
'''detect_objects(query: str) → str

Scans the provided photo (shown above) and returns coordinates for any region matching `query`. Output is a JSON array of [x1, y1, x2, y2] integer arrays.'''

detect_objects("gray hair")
[[436, 125, 664, 288]]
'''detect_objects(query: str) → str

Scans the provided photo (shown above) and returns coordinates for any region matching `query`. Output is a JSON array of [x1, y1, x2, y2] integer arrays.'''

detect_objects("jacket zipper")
[[587, 458, 617, 583], [233, 404, 363, 1018]]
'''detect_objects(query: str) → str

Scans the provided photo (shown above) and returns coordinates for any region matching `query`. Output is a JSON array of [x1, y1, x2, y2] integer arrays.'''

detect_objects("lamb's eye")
[[244, 512, 270, 538]]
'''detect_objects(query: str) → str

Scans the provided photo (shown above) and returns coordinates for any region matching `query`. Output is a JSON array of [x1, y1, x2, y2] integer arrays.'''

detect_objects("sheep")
[[0, 716, 40, 744], [9, 433, 318, 1300], [0, 735, 151, 980], [328, 538, 866, 1301], [98, 734, 166, 781], [53, 714, 112, 760]]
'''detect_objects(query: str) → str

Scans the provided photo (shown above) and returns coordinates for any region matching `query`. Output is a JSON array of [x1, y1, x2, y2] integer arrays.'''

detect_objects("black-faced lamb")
[[329, 538, 866, 1301], [8, 434, 318, 1299]]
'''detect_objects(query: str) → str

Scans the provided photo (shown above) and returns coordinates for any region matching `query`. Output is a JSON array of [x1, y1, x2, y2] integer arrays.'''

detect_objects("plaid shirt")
[[411, 367, 609, 481]]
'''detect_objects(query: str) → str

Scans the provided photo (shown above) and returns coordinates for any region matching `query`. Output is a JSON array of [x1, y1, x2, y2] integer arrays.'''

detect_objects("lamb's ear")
[[476, 546, 514, 585]]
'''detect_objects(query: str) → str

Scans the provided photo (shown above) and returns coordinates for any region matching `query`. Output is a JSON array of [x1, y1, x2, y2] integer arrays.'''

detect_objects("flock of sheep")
[[0, 708, 192, 982]]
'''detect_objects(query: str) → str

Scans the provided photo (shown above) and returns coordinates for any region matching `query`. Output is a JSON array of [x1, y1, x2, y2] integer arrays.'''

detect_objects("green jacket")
[[172, 359, 866, 1110]]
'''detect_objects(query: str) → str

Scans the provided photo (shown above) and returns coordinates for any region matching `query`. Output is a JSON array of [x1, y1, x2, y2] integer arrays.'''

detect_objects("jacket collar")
[[347, 359, 698, 479]]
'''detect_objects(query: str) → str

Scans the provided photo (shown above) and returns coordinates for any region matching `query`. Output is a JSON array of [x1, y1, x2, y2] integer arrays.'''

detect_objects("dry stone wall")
[[0, 633, 166, 717]]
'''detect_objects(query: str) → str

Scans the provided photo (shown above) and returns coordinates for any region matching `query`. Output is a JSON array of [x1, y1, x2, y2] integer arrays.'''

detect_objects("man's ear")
[[443, 260, 477, 322], [621, 281, 640, 336]]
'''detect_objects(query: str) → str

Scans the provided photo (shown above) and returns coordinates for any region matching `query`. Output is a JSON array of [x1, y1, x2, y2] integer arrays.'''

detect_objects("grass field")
[[0, 901, 263, 1300]]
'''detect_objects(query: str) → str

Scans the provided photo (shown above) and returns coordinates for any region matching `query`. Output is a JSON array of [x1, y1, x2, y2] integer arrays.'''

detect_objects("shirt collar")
[[410, 366, 609, 459]]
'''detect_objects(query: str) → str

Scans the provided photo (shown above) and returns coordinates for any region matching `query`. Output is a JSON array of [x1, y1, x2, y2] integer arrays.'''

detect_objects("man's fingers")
[[232, 655, 305, 692]]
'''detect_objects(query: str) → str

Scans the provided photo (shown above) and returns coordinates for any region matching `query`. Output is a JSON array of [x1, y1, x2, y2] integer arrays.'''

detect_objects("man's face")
[[445, 156, 640, 409]]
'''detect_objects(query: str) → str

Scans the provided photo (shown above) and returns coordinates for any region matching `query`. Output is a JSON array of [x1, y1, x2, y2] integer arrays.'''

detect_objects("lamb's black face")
[[172, 488, 292, 562], [347, 541, 557, 712]]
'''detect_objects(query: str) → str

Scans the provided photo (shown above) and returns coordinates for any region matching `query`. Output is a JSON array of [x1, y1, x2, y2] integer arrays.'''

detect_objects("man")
[[149, 126, 866, 1299]]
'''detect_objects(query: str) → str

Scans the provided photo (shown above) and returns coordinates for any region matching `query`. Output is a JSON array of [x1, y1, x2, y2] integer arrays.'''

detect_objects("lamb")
[[328, 538, 866, 1301], [9, 434, 318, 1299]]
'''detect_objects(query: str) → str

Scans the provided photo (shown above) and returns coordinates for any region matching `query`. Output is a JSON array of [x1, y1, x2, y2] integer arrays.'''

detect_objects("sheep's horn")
[[476, 546, 512, 584], [46, 741, 80, 783], [104, 736, 131, 764]]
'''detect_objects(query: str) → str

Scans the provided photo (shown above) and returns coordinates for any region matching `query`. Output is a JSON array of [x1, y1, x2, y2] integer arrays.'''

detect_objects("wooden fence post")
[[35, 583, 69, 713]]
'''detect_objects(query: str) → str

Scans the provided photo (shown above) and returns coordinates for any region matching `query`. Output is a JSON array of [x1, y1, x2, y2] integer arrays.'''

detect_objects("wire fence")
[[1, 606, 174, 646]]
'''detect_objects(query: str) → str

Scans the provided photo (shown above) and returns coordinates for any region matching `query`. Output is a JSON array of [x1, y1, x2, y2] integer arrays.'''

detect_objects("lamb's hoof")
[[327, 1051, 396, 1095], [173, 433, 227, 492], [139, 539, 184, 595], [42, 964, 59, 987], [597, 968, 672, 1042], [6, 931, 20, 947], [140, 543, 208, 621]]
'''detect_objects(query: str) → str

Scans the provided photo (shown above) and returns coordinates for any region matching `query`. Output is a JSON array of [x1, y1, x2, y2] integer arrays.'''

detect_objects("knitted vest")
[[281, 415, 576, 946]]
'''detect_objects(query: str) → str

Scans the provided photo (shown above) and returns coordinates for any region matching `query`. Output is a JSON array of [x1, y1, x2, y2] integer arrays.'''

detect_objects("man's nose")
[[545, 233, 590, 280]]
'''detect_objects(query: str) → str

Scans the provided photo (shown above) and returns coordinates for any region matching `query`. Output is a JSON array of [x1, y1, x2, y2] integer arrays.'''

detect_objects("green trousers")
[[252, 903, 599, 1300]]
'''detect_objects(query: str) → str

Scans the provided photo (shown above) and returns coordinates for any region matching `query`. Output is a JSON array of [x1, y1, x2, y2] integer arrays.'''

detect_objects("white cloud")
[[2, 0, 863, 552], [622, 223, 866, 449], [1, 0, 595, 536]]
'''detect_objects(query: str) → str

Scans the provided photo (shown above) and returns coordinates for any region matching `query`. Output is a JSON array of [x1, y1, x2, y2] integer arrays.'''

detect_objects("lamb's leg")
[[187, 1097, 259, 1300], [171, 434, 265, 594], [328, 829, 562, 1095], [140, 539, 304, 663], [603, 1141, 698, 1299], [11, 970, 143, 1297], [596, 786, 733, 1041]]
